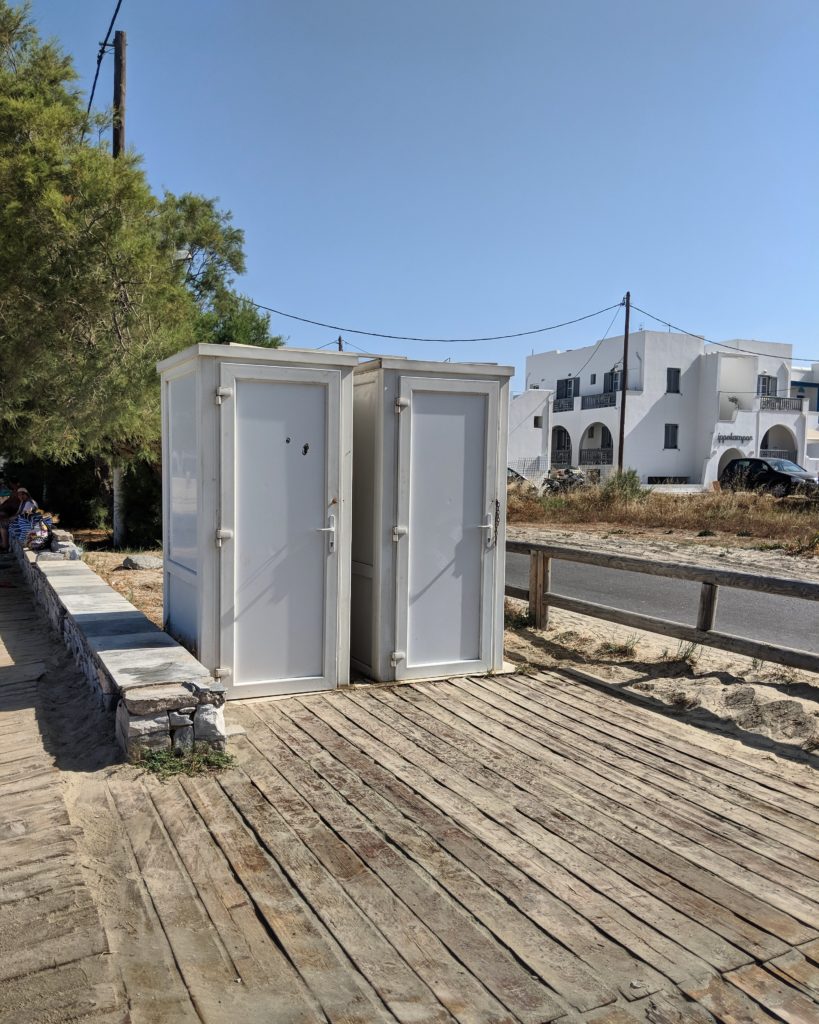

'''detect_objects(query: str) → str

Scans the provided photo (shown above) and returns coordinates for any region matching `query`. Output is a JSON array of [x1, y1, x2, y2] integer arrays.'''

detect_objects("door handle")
[[476, 513, 494, 547], [317, 513, 336, 553]]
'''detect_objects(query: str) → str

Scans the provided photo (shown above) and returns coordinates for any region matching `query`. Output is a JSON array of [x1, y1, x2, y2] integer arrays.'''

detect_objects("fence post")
[[696, 583, 719, 632], [528, 551, 552, 630]]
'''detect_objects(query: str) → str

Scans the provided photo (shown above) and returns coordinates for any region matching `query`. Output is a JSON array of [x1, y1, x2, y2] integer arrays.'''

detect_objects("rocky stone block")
[[193, 704, 226, 743], [122, 685, 201, 715], [173, 725, 194, 753], [168, 709, 193, 727], [116, 702, 169, 740], [122, 554, 163, 570]]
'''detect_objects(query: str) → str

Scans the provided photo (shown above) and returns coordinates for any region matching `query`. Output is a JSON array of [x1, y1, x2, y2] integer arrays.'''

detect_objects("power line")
[[630, 302, 819, 363], [247, 299, 622, 344], [568, 303, 623, 378], [85, 0, 125, 118]]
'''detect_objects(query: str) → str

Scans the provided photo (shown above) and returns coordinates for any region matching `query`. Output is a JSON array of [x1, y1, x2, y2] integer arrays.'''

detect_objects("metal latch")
[[394, 397, 409, 413], [215, 528, 233, 547], [392, 525, 407, 542], [390, 650, 405, 667], [215, 386, 233, 405], [316, 513, 336, 553]]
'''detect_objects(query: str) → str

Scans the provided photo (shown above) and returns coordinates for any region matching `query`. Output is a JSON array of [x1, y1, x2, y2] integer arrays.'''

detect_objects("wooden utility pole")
[[337, 335, 344, 352], [113, 30, 126, 157], [112, 30, 126, 546], [616, 291, 631, 473]]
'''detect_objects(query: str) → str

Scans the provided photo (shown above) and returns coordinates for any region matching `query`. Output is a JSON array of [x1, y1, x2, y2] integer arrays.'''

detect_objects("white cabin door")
[[394, 376, 499, 680], [219, 363, 340, 698]]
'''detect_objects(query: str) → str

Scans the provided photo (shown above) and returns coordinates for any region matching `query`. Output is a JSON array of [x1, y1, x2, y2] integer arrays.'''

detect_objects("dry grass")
[[507, 483, 819, 555], [83, 550, 164, 627]]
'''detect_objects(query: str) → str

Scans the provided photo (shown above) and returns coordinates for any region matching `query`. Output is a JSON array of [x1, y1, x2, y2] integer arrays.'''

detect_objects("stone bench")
[[15, 541, 227, 761]]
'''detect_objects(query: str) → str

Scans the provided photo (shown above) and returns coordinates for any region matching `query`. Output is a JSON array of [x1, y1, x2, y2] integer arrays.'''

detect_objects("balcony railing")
[[760, 396, 803, 412], [553, 397, 575, 413], [760, 449, 797, 462], [579, 448, 614, 465], [550, 449, 571, 467], [581, 392, 616, 410]]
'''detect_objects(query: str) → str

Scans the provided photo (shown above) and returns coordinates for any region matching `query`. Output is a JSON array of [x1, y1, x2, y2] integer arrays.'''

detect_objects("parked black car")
[[719, 457, 818, 497]]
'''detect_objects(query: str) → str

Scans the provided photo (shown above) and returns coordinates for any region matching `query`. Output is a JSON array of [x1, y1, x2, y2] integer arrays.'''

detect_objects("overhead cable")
[[247, 299, 623, 344], [630, 303, 819, 363], [85, 0, 125, 118]]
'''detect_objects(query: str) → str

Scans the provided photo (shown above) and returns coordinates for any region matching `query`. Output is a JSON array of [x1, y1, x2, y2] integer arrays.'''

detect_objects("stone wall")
[[15, 533, 227, 761]]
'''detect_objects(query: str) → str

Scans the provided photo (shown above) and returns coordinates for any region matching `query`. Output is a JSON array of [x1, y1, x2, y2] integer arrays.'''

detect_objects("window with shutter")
[[664, 424, 679, 449], [667, 368, 681, 393]]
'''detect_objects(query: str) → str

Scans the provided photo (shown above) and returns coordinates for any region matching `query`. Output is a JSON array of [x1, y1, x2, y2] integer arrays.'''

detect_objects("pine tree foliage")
[[0, 1, 280, 472]]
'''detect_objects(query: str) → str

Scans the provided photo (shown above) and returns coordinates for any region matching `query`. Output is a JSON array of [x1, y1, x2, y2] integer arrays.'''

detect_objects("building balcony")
[[579, 447, 614, 465], [580, 392, 617, 411], [552, 397, 576, 413], [760, 448, 797, 462], [758, 396, 805, 413], [550, 449, 571, 467]]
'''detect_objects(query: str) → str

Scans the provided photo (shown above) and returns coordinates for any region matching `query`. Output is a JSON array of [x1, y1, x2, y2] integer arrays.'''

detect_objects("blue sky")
[[33, 0, 819, 388]]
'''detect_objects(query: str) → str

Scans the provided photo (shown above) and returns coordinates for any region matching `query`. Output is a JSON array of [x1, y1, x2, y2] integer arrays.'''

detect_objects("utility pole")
[[112, 29, 126, 546], [112, 30, 126, 157], [337, 335, 344, 352], [616, 291, 631, 473]]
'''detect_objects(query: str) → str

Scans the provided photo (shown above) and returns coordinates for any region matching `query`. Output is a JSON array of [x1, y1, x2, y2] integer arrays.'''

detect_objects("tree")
[[0, 2, 280, 543]]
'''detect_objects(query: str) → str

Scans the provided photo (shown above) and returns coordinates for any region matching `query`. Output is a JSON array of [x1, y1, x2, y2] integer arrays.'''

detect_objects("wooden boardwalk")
[[0, 556, 122, 1023], [3, 545, 819, 1022], [120, 673, 819, 1023]]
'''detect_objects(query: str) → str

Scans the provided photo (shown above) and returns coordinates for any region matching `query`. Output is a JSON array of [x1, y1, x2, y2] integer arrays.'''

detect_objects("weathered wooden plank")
[[0, 956, 122, 1024], [505, 539, 819, 599], [724, 964, 819, 1024], [542, 591, 819, 673], [349, 688, 750, 974], [182, 774, 395, 1024], [232, 718, 513, 1024], [248, 703, 619, 1013], [241, 710, 566, 1024], [218, 766, 459, 1024], [109, 778, 279, 1024], [408, 681, 819, 935], [681, 974, 783, 1023], [521, 672, 819, 818], [767, 950, 819, 1001], [256, 700, 668, 1002], [376, 686, 795, 960], [432, 679, 819, 922], [535, 669, 819, 804], [149, 781, 326, 1021], [299, 694, 717, 986], [471, 675, 819, 859]]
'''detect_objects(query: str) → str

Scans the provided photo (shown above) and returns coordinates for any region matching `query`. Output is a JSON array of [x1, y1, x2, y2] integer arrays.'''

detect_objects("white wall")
[[508, 390, 550, 462], [520, 332, 815, 483]]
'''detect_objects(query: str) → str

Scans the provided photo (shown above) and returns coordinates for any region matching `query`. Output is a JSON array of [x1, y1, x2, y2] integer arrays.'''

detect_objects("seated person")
[[0, 482, 22, 552]]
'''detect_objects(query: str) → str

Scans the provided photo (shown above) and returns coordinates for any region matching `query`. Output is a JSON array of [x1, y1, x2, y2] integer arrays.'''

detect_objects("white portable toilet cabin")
[[157, 343, 358, 699], [351, 357, 513, 682]]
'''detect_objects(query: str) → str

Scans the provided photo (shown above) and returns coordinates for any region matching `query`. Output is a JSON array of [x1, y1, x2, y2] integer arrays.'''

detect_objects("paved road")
[[506, 553, 819, 655]]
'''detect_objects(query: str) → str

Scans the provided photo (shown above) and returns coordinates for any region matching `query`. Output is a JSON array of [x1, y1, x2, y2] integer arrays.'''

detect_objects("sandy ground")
[[80, 532, 819, 755], [506, 524, 819, 754], [83, 550, 164, 628]]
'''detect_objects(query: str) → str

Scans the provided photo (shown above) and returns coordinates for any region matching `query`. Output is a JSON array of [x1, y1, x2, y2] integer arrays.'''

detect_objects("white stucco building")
[[511, 330, 819, 485]]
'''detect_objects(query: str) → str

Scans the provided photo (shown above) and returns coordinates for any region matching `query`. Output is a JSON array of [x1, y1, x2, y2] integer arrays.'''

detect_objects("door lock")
[[317, 513, 336, 552]]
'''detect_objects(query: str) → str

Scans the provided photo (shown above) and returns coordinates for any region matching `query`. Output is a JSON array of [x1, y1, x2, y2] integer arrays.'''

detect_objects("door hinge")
[[215, 386, 233, 405], [394, 396, 409, 413], [215, 528, 233, 547], [392, 525, 407, 542], [390, 650, 405, 667], [213, 667, 231, 679]]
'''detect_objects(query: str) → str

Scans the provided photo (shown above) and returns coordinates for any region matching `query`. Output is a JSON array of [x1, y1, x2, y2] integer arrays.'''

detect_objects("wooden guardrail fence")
[[505, 540, 819, 673]]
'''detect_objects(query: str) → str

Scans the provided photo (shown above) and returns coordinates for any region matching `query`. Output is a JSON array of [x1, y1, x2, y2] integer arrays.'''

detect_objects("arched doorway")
[[578, 423, 614, 466], [551, 426, 572, 468], [760, 425, 797, 462], [718, 448, 744, 477]]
